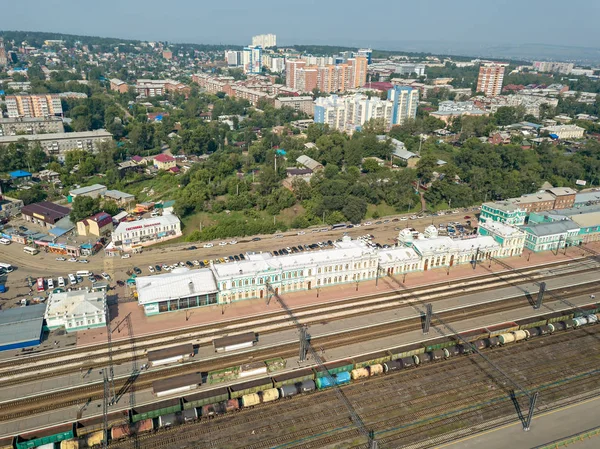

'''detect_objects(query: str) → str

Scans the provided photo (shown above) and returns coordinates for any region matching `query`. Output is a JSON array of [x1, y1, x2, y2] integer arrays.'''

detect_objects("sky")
[[1, 0, 599, 52]]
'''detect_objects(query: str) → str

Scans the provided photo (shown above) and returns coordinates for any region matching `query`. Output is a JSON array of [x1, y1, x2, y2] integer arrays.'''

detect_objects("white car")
[[203, 243, 214, 248], [57, 277, 65, 287], [148, 266, 155, 273], [55, 257, 66, 261], [400, 217, 408, 221], [297, 231, 306, 235], [192, 260, 200, 266], [101, 272, 111, 280], [47, 278, 54, 289], [78, 259, 89, 264], [410, 215, 417, 220], [364, 221, 372, 225], [229, 240, 238, 245], [0, 238, 11, 245], [121, 254, 131, 259], [68, 258, 78, 263], [219, 241, 228, 246], [354, 224, 361, 228]]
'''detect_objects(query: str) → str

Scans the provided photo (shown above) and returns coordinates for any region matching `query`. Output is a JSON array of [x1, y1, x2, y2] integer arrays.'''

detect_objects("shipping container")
[[389, 343, 425, 361], [15, 424, 75, 449], [132, 399, 181, 423], [183, 387, 229, 410], [272, 368, 314, 388], [229, 378, 273, 399], [314, 360, 354, 378], [353, 350, 391, 369]]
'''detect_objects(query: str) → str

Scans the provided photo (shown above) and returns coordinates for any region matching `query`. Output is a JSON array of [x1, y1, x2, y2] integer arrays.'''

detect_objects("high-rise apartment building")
[[252, 34, 277, 48], [5, 94, 63, 118], [286, 60, 306, 90], [314, 94, 395, 132], [533, 61, 574, 74], [387, 86, 419, 126], [477, 64, 505, 97], [357, 48, 373, 65], [348, 56, 368, 88], [0, 38, 7, 66], [225, 50, 241, 67], [242, 46, 263, 74], [286, 57, 367, 93]]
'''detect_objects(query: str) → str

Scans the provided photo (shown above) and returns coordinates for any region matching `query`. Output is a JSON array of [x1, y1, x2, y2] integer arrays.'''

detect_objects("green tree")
[[362, 158, 381, 173], [70, 196, 101, 222], [342, 196, 367, 223]]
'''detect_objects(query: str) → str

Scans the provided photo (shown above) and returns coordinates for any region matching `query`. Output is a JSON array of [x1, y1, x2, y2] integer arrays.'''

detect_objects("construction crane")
[[266, 281, 378, 448]]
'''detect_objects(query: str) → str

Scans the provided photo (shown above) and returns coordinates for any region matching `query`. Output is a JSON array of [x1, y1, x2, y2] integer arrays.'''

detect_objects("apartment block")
[[242, 46, 262, 74], [274, 96, 315, 116], [225, 50, 241, 66], [387, 86, 419, 125], [533, 61, 574, 74], [252, 34, 277, 48], [0, 38, 7, 66], [5, 94, 63, 118], [0, 129, 113, 161], [286, 60, 306, 90], [135, 79, 190, 98], [314, 94, 394, 133], [0, 117, 65, 136], [109, 78, 129, 94], [477, 64, 505, 97]]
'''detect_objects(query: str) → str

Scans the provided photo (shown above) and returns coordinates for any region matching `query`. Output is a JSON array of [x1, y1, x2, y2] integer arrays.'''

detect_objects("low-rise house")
[[296, 155, 323, 171], [69, 184, 107, 201], [77, 212, 113, 237], [21, 201, 70, 228], [104, 190, 135, 208], [153, 154, 177, 171]]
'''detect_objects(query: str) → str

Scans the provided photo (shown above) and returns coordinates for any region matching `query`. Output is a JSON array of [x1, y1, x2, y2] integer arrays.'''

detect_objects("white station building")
[[112, 214, 182, 251], [136, 228, 525, 316], [44, 289, 107, 332]]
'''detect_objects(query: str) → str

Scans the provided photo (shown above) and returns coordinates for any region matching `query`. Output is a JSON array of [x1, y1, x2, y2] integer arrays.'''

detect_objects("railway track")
[[0, 281, 597, 421], [2, 259, 598, 384], [106, 326, 600, 449], [2, 257, 595, 376]]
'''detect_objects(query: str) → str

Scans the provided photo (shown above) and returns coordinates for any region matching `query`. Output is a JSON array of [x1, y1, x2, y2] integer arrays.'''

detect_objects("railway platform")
[[75, 243, 600, 347], [0, 290, 597, 440], [443, 396, 600, 449]]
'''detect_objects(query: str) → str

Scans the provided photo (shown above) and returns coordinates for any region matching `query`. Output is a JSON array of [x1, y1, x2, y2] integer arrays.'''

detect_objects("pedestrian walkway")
[[76, 242, 600, 347]]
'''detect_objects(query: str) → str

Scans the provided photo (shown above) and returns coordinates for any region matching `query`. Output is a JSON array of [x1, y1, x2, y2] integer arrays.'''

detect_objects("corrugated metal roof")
[[0, 304, 45, 347], [136, 268, 218, 306]]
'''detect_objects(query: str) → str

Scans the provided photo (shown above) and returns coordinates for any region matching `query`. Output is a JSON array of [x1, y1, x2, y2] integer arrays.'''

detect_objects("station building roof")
[[136, 268, 218, 306], [0, 304, 45, 351]]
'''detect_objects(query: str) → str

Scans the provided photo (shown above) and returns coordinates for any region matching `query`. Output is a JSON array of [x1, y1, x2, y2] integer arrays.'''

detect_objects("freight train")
[[5, 306, 599, 449]]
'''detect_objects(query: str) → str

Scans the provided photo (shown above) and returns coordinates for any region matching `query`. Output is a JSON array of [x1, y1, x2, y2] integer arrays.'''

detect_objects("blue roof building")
[[9, 170, 32, 180]]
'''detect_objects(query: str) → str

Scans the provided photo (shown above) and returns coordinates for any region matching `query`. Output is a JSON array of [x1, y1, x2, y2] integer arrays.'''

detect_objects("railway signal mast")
[[265, 281, 378, 449]]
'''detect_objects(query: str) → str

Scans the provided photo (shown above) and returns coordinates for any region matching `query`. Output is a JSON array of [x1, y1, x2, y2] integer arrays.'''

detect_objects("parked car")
[[193, 260, 200, 266], [133, 267, 142, 275], [68, 258, 78, 263], [18, 226, 28, 232], [203, 243, 214, 248], [148, 266, 155, 273], [55, 257, 66, 261], [116, 280, 125, 287], [219, 241, 228, 246], [47, 279, 54, 289], [155, 265, 162, 272], [78, 259, 89, 264], [101, 272, 111, 280], [252, 237, 261, 241], [297, 231, 305, 235], [121, 254, 131, 259], [185, 261, 194, 267], [229, 240, 238, 245], [0, 238, 10, 245]]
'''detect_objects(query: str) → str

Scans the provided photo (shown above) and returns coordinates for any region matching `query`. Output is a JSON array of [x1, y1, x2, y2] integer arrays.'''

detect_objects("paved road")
[[442, 396, 600, 449], [0, 211, 478, 307]]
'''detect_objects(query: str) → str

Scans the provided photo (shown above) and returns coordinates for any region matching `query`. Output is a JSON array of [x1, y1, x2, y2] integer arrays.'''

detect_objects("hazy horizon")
[[1, 0, 600, 61]]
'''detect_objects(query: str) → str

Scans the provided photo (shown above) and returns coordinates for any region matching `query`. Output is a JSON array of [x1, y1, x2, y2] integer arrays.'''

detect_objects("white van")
[[76, 270, 91, 277], [47, 279, 54, 289], [68, 273, 77, 285], [0, 238, 11, 245], [57, 277, 66, 287]]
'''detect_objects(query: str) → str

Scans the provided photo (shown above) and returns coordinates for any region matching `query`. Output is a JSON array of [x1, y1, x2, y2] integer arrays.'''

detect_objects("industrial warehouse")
[[136, 222, 525, 315]]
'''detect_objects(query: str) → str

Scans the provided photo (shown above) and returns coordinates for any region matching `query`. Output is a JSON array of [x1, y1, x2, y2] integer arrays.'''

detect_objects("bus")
[[0, 263, 14, 273], [36, 277, 45, 292], [23, 246, 39, 256], [331, 223, 348, 231]]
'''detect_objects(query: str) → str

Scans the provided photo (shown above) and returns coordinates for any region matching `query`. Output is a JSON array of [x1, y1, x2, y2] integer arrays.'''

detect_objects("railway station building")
[[44, 289, 107, 332], [135, 268, 218, 316], [135, 230, 527, 316]]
